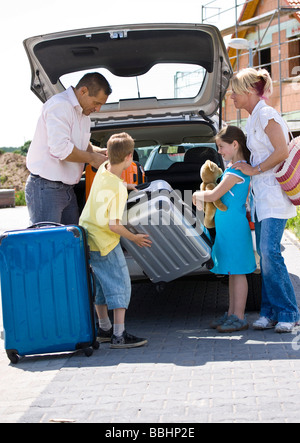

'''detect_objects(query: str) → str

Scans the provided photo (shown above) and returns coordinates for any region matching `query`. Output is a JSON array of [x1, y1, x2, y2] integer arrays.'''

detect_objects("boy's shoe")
[[252, 316, 277, 330], [210, 313, 228, 329], [275, 322, 296, 333], [217, 314, 249, 333], [110, 330, 148, 349], [97, 327, 113, 343]]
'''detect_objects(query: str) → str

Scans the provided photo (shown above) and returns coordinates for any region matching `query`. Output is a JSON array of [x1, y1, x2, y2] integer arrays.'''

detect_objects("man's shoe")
[[275, 322, 296, 333], [110, 330, 148, 349], [253, 317, 277, 330], [97, 327, 113, 343]]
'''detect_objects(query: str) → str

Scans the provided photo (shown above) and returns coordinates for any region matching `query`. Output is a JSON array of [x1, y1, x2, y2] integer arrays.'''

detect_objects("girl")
[[193, 125, 256, 333], [230, 68, 299, 333]]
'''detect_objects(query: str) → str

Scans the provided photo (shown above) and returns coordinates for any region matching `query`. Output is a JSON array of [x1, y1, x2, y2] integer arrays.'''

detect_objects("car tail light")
[[246, 211, 255, 230]]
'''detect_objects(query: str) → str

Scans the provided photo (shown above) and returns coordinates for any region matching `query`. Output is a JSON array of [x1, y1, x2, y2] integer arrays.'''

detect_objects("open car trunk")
[[23, 23, 232, 122]]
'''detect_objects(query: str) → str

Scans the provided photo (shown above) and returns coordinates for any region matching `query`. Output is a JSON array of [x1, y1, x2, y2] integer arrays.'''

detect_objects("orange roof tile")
[[284, 0, 300, 22], [228, 0, 300, 68]]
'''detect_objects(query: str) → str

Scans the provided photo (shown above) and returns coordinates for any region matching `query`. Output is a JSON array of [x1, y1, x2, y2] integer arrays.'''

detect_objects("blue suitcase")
[[0, 223, 99, 363]]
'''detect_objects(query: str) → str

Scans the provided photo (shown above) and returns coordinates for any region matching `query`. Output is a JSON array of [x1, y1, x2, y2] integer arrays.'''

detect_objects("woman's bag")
[[274, 135, 300, 206]]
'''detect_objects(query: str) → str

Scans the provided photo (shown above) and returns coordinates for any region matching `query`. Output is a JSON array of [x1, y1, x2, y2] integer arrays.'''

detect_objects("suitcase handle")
[[28, 222, 64, 229]]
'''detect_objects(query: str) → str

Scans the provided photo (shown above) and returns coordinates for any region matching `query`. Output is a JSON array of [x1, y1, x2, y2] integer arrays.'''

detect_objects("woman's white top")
[[246, 100, 297, 222]]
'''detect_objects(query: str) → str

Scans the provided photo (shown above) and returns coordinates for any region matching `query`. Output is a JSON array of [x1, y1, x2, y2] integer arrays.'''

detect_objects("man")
[[25, 72, 112, 225]]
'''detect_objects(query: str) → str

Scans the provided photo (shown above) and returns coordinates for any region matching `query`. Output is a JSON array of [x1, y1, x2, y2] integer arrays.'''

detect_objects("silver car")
[[24, 23, 261, 309]]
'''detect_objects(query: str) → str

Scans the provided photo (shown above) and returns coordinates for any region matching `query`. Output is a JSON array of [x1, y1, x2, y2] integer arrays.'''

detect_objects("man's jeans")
[[255, 217, 299, 323], [25, 174, 79, 225]]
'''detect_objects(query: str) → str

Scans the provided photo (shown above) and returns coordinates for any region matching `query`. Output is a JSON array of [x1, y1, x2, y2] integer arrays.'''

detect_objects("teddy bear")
[[199, 160, 227, 229]]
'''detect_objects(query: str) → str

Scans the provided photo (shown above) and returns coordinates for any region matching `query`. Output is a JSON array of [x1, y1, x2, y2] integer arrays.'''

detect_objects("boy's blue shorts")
[[90, 243, 131, 310]]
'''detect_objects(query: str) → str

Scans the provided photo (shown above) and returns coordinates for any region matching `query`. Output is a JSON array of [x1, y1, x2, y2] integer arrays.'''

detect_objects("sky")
[[0, 0, 236, 147]]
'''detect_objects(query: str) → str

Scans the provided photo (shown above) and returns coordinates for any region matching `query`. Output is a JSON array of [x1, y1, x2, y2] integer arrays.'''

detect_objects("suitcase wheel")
[[155, 283, 166, 293], [6, 350, 20, 364], [205, 258, 214, 270], [84, 347, 93, 357], [92, 341, 100, 350]]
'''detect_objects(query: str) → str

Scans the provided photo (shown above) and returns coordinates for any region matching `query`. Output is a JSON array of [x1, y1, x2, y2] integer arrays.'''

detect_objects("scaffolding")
[[200, 0, 300, 133]]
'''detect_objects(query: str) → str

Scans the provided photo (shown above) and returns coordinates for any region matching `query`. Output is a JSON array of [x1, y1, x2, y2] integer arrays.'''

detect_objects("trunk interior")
[[90, 120, 223, 195]]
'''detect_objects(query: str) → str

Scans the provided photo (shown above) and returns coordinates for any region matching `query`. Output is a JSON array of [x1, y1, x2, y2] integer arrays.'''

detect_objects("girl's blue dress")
[[211, 165, 257, 275]]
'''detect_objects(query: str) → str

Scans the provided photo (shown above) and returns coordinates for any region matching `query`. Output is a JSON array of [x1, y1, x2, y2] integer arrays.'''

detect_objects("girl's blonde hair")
[[231, 68, 273, 99]]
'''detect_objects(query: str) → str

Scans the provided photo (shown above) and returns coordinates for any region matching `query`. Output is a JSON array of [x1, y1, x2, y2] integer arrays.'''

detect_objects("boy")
[[80, 132, 151, 348]]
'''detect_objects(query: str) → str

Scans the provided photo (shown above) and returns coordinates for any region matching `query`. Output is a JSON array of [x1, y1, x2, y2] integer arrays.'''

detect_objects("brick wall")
[[224, 0, 300, 125]]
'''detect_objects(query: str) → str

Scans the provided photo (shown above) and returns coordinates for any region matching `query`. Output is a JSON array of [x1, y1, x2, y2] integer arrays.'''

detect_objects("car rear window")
[[144, 143, 219, 171], [61, 63, 206, 103]]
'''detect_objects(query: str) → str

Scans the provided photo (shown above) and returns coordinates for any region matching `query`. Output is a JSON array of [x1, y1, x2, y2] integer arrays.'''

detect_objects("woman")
[[230, 67, 299, 333]]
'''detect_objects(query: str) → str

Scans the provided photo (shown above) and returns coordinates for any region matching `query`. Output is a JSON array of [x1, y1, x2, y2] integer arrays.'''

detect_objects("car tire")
[[246, 273, 262, 312]]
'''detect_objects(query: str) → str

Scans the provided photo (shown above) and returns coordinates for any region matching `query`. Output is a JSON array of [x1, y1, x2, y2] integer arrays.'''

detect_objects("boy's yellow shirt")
[[79, 161, 128, 256]]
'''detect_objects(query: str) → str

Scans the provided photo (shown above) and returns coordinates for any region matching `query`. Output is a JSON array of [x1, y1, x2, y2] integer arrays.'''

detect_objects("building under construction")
[[176, 0, 300, 135]]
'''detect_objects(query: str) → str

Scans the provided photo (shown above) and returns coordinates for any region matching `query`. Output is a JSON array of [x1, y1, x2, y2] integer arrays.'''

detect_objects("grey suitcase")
[[121, 180, 213, 283]]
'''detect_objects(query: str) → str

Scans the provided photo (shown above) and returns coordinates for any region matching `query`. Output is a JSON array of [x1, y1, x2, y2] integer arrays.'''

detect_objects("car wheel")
[[246, 273, 262, 311]]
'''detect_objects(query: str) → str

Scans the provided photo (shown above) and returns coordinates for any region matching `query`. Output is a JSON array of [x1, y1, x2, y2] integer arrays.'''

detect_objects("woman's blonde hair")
[[231, 68, 273, 99]]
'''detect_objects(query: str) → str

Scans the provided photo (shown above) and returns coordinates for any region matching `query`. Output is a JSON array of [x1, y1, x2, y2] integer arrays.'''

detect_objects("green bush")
[[0, 175, 8, 185], [15, 190, 26, 206], [286, 207, 300, 240]]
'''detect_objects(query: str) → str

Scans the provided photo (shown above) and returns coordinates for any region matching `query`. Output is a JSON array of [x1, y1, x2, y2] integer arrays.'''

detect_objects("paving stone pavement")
[[0, 207, 300, 423]]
